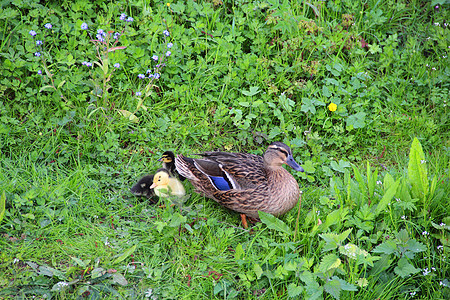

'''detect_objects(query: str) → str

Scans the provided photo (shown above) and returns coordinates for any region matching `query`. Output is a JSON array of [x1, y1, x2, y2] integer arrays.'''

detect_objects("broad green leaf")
[[429, 175, 437, 200], [330, 160, 351, 173], [320, 229, 352, 252], [383, 173, 395, 192], [22, 213, 35, 219], [323, 208, 348, 229], [405, 239, 427, 255], [284, 260, 297, 271], [320, 232, 340, 251], [253, 264, 263, 279], [135, 97, 145, 111], [39, 85, 55, 92], [324, 277, 341, 299], [241, 86, 260, 96], [91, 267, 105, 279], [318, 253, 341, 273], [275, 264, 289, 279], [0, 191, 6, 223], [57, 80, 66, 89], [369, 255, 392, 276], [118, 109, 139, 123], [112, 273, 128, 286], [301, 160, 315, 173], [287, 283, 303, 298], [300, 97, 317, 114], [338, 228, 352, 241], [394, 257, 420, 278], [235, 243, 244, 260], [346, 112, 366, 129], [278, 93, 294, 112], [258, 211, 292, 235], [70, 257, 90, 268], [352, 165, 367, 199], [408, 137, 428, 201], [299, 271, 317, 287], [169, 213, 186, 227], [323, 209, 341, 229], [112, 244, 137, 265], [372, 240, 397, 255], [375, 178, 400, 215], [332, 276, 358, 291]]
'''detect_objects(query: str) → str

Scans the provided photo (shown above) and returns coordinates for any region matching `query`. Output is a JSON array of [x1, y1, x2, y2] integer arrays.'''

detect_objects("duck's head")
[[264, 142, 304, 172], [158, 151, 175, 164], [150, 168, 171, 189]]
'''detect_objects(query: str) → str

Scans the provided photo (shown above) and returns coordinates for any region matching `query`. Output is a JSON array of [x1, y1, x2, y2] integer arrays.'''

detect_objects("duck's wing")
[[196, 152, 266, 188]]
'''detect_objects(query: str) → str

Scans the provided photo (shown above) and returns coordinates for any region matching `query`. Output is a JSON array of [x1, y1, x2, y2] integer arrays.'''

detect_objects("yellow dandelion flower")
[[166, 3, 170, 6], [328, 103, 337, 112]]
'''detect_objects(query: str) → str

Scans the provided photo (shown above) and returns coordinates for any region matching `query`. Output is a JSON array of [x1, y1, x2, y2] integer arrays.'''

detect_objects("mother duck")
[[175, 142, 304, 227]]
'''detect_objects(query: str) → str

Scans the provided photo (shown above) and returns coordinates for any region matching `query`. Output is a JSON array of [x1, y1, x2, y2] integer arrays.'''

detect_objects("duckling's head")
[[158, 151, 175, 164], [130, 175, 154, 196], [265, 142, 304, 172], [150, 168, 171, 189]]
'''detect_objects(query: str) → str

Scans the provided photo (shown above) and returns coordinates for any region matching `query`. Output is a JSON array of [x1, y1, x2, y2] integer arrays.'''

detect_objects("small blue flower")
[[136, 91, 142, 96], [35, 52, 41, 57], [166, 51, 171, 57], [154, 73, 160, 79], [97, 29, 105, 36], [126, 17, 134, 22], [81, 23, 88, 30], [120, 13, 127, 20], [44, 23, 52, 29], [86, 62, 92, 67], [167, 42, 173, 48], [96, 34, 105, 42], [163, 30, 170, 36], [146, 69, 152, 74], [148, 74, 154, 78], [114, 63, 120, 68], [113, 32, 120, 39], [29, 30, 37, 36], [36, 40, 43, 45], [37, 70, 42, 75], [152, 55, 158, 61], [138, 74, 145, 79]]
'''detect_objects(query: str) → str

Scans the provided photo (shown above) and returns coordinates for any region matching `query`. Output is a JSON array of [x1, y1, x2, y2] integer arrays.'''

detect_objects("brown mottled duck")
[[175, 142, 304, 227]]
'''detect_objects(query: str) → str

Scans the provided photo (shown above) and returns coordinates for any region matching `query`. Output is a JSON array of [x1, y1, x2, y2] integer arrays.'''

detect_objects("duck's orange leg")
[[240, 214, 248, 229]]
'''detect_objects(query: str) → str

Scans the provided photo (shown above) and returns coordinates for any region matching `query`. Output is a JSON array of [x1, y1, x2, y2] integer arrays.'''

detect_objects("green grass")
[[1, 0, 449, 298]]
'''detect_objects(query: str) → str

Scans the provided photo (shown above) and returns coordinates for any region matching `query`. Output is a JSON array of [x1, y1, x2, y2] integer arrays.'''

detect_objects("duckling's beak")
[[150, 182, 157, 189], [286, 155, 304, 172]]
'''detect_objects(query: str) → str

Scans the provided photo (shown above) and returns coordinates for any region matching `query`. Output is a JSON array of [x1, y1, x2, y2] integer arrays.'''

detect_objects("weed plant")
[[0, 0, 449, 299]]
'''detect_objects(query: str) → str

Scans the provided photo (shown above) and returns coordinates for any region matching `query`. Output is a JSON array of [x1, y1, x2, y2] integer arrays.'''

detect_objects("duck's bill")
[[286, 155, 305, 172]]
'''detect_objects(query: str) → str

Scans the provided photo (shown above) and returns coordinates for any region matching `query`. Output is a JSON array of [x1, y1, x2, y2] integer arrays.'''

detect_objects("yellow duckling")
[[150, 168, 186, 197]]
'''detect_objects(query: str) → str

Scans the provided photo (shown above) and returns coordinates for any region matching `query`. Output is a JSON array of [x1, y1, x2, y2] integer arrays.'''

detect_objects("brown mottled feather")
[[175, 142, 303, 219]]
